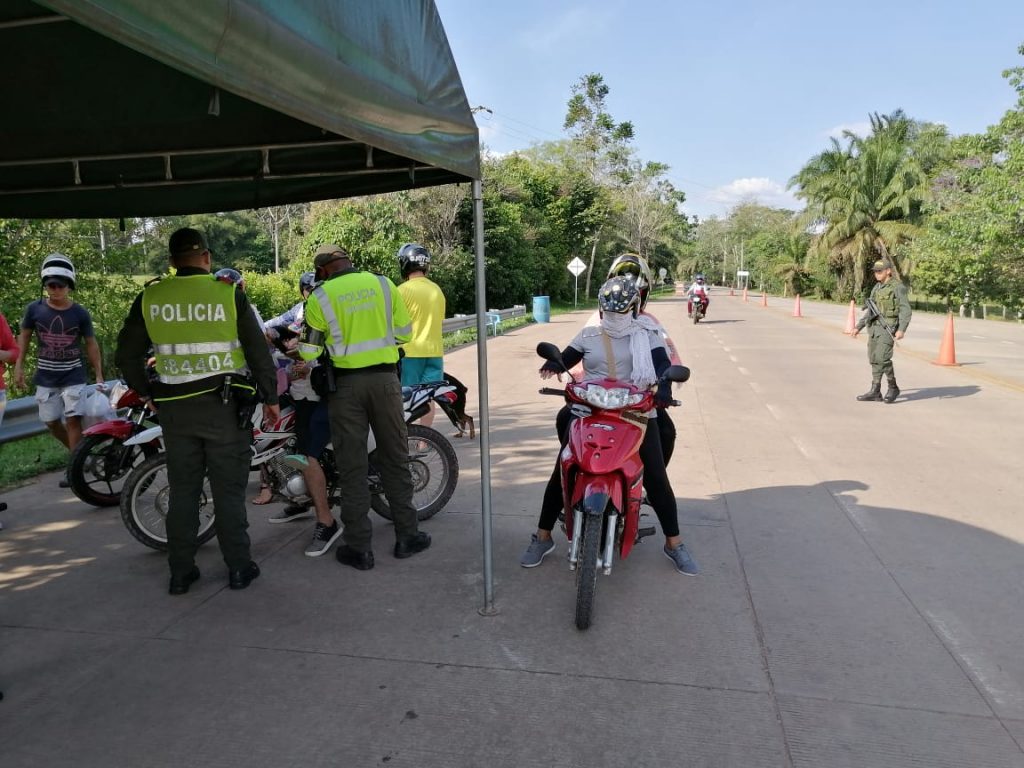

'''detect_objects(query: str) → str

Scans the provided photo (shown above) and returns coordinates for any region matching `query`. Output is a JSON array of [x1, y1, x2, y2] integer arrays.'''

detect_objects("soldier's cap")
[[872, 259, 891, 272], [169, 228, 209, 257], [313, 244, 351, 269]]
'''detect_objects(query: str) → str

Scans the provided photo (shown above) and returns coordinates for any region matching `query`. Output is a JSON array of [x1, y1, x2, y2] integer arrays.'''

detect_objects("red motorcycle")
[[688, 294, 709, 324], [537, 342, 690, 629], [68, 381, 162, 506]]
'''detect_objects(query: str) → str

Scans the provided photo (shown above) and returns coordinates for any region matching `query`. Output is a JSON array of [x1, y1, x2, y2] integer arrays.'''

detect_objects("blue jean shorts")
[[400, 356, 444, 387]]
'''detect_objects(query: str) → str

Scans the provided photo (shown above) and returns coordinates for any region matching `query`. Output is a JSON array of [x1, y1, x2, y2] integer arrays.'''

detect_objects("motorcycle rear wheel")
[[69, 433, 157, 507], [371, 424, 459, 522], [120, 454, 217, 551]]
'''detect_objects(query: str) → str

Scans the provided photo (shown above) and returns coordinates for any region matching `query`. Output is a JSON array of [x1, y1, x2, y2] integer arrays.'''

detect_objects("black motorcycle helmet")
[[397, 242, 431, 277], [598, 276, 642, 318], [298, 271, 317, 294], [607, 253, 653, 311]]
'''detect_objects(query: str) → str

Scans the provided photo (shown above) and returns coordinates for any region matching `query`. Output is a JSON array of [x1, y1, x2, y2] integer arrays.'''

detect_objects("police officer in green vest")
[[852, 258, 912, 403], [115, 228, 279, 594], [298, 244, 430, 571]]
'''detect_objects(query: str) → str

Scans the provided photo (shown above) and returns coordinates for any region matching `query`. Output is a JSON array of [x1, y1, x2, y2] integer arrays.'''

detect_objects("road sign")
[[658, 267, 667, 278], [736, 270, 750, 277], [567, 257, 587, 277]]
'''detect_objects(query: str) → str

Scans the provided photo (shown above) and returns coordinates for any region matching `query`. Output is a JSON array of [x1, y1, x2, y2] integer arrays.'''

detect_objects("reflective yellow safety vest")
[[142, 275, 247, 394], [299, 271, 412, 369]]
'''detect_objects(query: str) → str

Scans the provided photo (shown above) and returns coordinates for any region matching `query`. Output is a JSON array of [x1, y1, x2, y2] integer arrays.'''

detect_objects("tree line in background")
[[684, 44, 1024, 316], [3, 48, 1023, 397]]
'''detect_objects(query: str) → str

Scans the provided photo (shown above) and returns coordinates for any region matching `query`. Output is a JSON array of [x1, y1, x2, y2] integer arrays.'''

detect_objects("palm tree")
[[790, 112, 925, 296]]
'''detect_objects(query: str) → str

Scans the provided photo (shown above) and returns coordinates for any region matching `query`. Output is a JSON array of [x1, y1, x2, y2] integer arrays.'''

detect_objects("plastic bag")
[[80, 384, 116, 428]]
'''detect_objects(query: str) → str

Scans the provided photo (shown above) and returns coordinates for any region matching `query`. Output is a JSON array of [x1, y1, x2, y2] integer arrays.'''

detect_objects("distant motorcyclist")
[[686, 274, 710, 318]]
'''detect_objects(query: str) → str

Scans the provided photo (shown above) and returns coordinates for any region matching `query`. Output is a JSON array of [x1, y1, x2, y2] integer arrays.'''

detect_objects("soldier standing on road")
[[298, 244, 431, 571], [115, 228, 279, 595], [852, 258, 912, 403]]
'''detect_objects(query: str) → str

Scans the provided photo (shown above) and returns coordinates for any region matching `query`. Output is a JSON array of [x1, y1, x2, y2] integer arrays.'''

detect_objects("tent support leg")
[[472, 178, 497, 616]]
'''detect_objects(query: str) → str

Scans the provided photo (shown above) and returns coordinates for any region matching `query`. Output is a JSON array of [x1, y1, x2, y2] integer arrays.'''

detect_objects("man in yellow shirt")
[[396, 243, 446, 428]]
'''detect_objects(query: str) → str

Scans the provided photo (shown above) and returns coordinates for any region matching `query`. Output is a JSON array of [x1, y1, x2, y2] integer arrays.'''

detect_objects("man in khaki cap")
[[298, 244, 430, 571], [853, 258, 912, 403]]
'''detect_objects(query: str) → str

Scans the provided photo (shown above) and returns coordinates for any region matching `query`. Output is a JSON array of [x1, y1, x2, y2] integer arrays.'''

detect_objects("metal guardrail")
[[0, 306, 531, 446], [442, 305, 527, 334]]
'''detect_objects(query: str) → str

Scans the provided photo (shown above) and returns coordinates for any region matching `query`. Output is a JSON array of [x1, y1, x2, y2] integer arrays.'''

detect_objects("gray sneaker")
[[664, 542, 699, 576], [305, 521, 342, 557], [268, 504, 314, 524], [519, 534, 555, 568]]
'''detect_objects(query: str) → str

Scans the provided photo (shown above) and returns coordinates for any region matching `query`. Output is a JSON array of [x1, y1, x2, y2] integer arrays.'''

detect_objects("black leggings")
[[538, 406, 680, 538]]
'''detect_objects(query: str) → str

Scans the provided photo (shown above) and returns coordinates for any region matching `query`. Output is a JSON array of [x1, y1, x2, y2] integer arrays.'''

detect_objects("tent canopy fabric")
[[0, 0, 480, 218]]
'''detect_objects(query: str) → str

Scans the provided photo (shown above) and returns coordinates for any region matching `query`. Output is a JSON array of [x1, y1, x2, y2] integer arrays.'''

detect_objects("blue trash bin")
[[532, 295, 551, 323]]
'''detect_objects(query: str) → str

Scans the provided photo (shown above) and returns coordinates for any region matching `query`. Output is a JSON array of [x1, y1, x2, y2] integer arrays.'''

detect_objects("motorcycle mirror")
[[663, 365, 690, 384], [536, 342, 565, 369]]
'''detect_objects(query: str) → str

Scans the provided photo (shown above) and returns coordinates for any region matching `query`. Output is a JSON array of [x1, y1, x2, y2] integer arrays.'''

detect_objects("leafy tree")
[[790, 111, 928, 298]]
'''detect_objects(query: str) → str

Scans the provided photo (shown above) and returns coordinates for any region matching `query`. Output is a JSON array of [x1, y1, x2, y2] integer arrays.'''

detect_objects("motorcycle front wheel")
[[575, 510, 603, 630], [120, 454, 217, 551], [68, 433, 156, 507], [371, 424, 459, 522]]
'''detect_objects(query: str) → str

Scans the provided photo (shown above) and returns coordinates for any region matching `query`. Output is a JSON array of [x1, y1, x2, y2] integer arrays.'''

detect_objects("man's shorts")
[[400, 356, 444, 387], [293, 398, 330, 459], [35, 384, 86, 423]]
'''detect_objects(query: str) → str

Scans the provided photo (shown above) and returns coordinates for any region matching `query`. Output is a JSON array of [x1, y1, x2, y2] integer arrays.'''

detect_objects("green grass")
[[0, 433, 68, 491]]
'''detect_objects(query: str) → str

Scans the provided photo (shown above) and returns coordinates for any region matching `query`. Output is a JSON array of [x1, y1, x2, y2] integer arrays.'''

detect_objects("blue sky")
[[434, 0, 1024, 219]]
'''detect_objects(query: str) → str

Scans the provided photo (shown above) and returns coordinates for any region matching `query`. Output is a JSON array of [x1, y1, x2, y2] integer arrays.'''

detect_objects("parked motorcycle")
[[67, 381, 161, 507], [537, 342, 690, 630], [119, 382, 460, 550]]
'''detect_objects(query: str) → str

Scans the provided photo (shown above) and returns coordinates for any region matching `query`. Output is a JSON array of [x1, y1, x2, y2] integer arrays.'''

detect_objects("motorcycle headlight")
[[578, 384, 645, 410], [109, 381, 130, 408]]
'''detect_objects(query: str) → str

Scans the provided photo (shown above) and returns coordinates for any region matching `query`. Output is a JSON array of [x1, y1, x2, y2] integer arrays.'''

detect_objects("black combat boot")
[[883, 378, 900, 403], [856, 383, 883, 402]]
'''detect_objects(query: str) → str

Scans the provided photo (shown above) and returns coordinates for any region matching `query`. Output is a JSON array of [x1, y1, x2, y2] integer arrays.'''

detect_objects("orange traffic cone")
[[932, 313, 959, 366], [843, 300, 857, 334], [742, 287, 748, 303], [760, 291, 768, 307], [792, 294, 803, 318]]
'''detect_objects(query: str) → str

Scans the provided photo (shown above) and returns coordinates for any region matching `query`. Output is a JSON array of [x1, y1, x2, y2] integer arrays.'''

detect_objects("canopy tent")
[[0, 0, 480, 216], [0, 0, 497, 611]]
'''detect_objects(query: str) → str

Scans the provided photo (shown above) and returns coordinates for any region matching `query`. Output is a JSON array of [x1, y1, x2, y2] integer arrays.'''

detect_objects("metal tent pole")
[[472, 178, 496, 615]]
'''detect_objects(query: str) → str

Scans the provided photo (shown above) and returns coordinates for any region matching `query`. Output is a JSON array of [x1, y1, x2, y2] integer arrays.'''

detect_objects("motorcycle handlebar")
[[539, 387, 566, 396]]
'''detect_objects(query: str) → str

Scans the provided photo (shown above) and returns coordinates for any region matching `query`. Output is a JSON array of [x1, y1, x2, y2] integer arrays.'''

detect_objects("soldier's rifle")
[[860, 297, 897, 343]]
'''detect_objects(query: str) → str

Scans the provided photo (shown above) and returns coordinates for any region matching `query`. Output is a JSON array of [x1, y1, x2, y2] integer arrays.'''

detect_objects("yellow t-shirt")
[[397, 277, 446, 357]]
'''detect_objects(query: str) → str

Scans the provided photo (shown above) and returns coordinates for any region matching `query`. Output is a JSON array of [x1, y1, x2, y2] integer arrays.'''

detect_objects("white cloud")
[[704, 177, 801, 211], [826, 121, 872, 139]]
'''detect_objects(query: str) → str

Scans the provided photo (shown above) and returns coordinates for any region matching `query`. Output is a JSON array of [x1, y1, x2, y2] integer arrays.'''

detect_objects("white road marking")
[[1002, 340, 1015, 346], [722, 346, 731, 352], [737, 367, 750, 376], [765, 403, 782, 421], [729, 355, 738, 363], [791, 436, 812, 459], [925, 608, 1024, 710], [971, 335, 985, 340], [749, 381, 762, 394]]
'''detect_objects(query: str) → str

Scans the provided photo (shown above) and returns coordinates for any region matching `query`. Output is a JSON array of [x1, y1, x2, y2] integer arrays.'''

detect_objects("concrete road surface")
[[1, 294, 1022, 767]]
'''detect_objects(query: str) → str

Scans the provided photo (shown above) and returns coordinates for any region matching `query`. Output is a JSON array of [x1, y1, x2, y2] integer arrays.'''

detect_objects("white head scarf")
[[598, 312, 659, 388]]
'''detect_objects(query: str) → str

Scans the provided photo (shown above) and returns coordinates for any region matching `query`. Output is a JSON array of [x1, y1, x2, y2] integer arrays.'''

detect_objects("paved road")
[[1, 295, 1022, 767]]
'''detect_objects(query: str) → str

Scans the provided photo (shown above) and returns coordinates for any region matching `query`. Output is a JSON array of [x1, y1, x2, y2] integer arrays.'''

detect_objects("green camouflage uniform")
[[857, 278, 912, 385]]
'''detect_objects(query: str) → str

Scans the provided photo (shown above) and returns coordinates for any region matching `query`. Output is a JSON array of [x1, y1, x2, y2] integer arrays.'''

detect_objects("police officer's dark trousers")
[[328, 369, 418, 552], [160, 394, 253, 576]]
